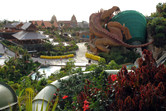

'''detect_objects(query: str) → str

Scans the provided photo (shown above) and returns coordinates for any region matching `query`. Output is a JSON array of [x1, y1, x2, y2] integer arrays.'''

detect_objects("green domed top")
[[110, 10, 147, 43]]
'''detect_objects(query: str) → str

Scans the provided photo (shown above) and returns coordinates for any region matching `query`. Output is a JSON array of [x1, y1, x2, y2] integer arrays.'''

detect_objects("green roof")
[[110, 10, 147, 43]]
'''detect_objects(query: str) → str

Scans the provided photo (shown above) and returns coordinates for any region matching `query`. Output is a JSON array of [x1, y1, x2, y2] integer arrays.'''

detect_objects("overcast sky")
[[0, 0, 165, 22]]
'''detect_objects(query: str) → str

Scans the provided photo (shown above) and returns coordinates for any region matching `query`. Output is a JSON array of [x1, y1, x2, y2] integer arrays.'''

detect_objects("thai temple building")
[[58, 15, 78, 28], [0, 22, 23, 40], [30, 14, 88, 29], [12, 22, 47, 51], [70, 15, 77, 27]]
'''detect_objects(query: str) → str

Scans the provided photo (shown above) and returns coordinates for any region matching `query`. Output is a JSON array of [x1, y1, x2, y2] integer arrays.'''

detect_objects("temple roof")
[[30, 20, 59, 28], [21, 22, 32, 30], [42, 21, 52, 28], [12, 31, 47, 40], [11, 22, 20, 27], [58, 21, 71, 24], [4, 23, 15, 28]]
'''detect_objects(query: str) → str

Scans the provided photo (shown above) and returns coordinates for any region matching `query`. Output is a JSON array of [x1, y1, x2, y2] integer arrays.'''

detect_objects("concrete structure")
[[0, 82, 17, 111]]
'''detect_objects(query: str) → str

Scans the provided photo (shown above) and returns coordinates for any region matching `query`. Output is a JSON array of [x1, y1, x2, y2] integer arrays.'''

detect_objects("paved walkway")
[[32, 42, 98, 66], [0, 42, 14, 65], [0, 42, 15, 57], [0, 43, 5, 54]]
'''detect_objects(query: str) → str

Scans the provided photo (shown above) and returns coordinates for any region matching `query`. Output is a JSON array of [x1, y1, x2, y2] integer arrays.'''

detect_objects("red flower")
[[84, 100, 89, 104], [111, 74, 117, 81], [53, 93, 56, 96], [62, 95, 68, 99], [83, 100, 90, 111], [83, 104, 89, 111]]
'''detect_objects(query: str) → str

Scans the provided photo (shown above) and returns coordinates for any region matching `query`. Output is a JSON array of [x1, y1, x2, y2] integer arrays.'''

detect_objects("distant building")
[[30, 14, 88, 30], [0, 22, 23, 40], [58, 15, 78, 28], [51, 15, 58, 24], [4, 22, 23, 30], [58, 21, 71, 28], [12, 23, 47, 51], [30, 20, 59, 29], [71, 15, 77, 27], [77, 21, 89, 28]]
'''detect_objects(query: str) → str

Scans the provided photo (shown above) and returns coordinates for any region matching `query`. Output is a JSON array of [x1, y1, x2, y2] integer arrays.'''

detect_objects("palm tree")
[[44, 42, 53, 55]]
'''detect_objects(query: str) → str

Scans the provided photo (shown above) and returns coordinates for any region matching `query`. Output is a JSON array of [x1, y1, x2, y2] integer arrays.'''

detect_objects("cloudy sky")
[[0, 0, 165, 22]]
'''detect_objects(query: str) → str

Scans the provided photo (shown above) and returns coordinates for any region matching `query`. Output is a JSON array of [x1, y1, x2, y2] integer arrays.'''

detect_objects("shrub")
[[108, 49, 166, 111], [153, 33, 166, 47], [98, 49, 140, 64], [106, 60, 122, 69], [85, 64, 98, 71], [40, 54, 74, 59], [85, 53, 101, 61]]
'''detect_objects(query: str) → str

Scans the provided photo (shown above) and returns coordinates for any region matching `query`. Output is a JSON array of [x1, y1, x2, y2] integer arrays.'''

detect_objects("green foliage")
[[51, 59, 83, 80], [38, 41, 78, 56], [85, 64, 98, 71], [148, 17, 166, 47], [98, 49, 140, 64], [1, 40, 26, 55], [106, 60, 122, 69], [43, 42, 54, 55], [155, 25, 165, 33], [0, 56, 40, 83], [18, 89, 25, 111], [61, 59, 75, 72], [20, 76, 32, 89], [153, 33, 166, 47], [150, 3, 166, 18], [98, 58, 106, 65], [148, 2, 166, 47], [53, 66, 112, 110], [156, 2, 166, 17], [36, 78, 48, 91], [51, 95, 59, 111]]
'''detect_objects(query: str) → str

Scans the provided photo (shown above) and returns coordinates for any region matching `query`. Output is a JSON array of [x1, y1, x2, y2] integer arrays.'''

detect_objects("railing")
[[156, 53, 166, 66]]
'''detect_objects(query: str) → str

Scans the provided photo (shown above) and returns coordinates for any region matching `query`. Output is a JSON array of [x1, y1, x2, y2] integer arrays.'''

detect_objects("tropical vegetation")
[[98, 47, 140, 64], [50, 49, 166, 111], [37, 40, 78, 57], [147, 2, 166, 47]]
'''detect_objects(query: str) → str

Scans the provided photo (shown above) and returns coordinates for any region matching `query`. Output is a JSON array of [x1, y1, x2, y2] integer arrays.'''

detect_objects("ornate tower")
[[51, 15, 57, 24], [71, 15, 77, 27]]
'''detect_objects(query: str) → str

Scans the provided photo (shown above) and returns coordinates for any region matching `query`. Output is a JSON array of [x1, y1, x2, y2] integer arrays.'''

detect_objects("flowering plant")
[[51, 49, 166, 111], [62, 95, 68, 99], [109, 49, 166, 110]]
